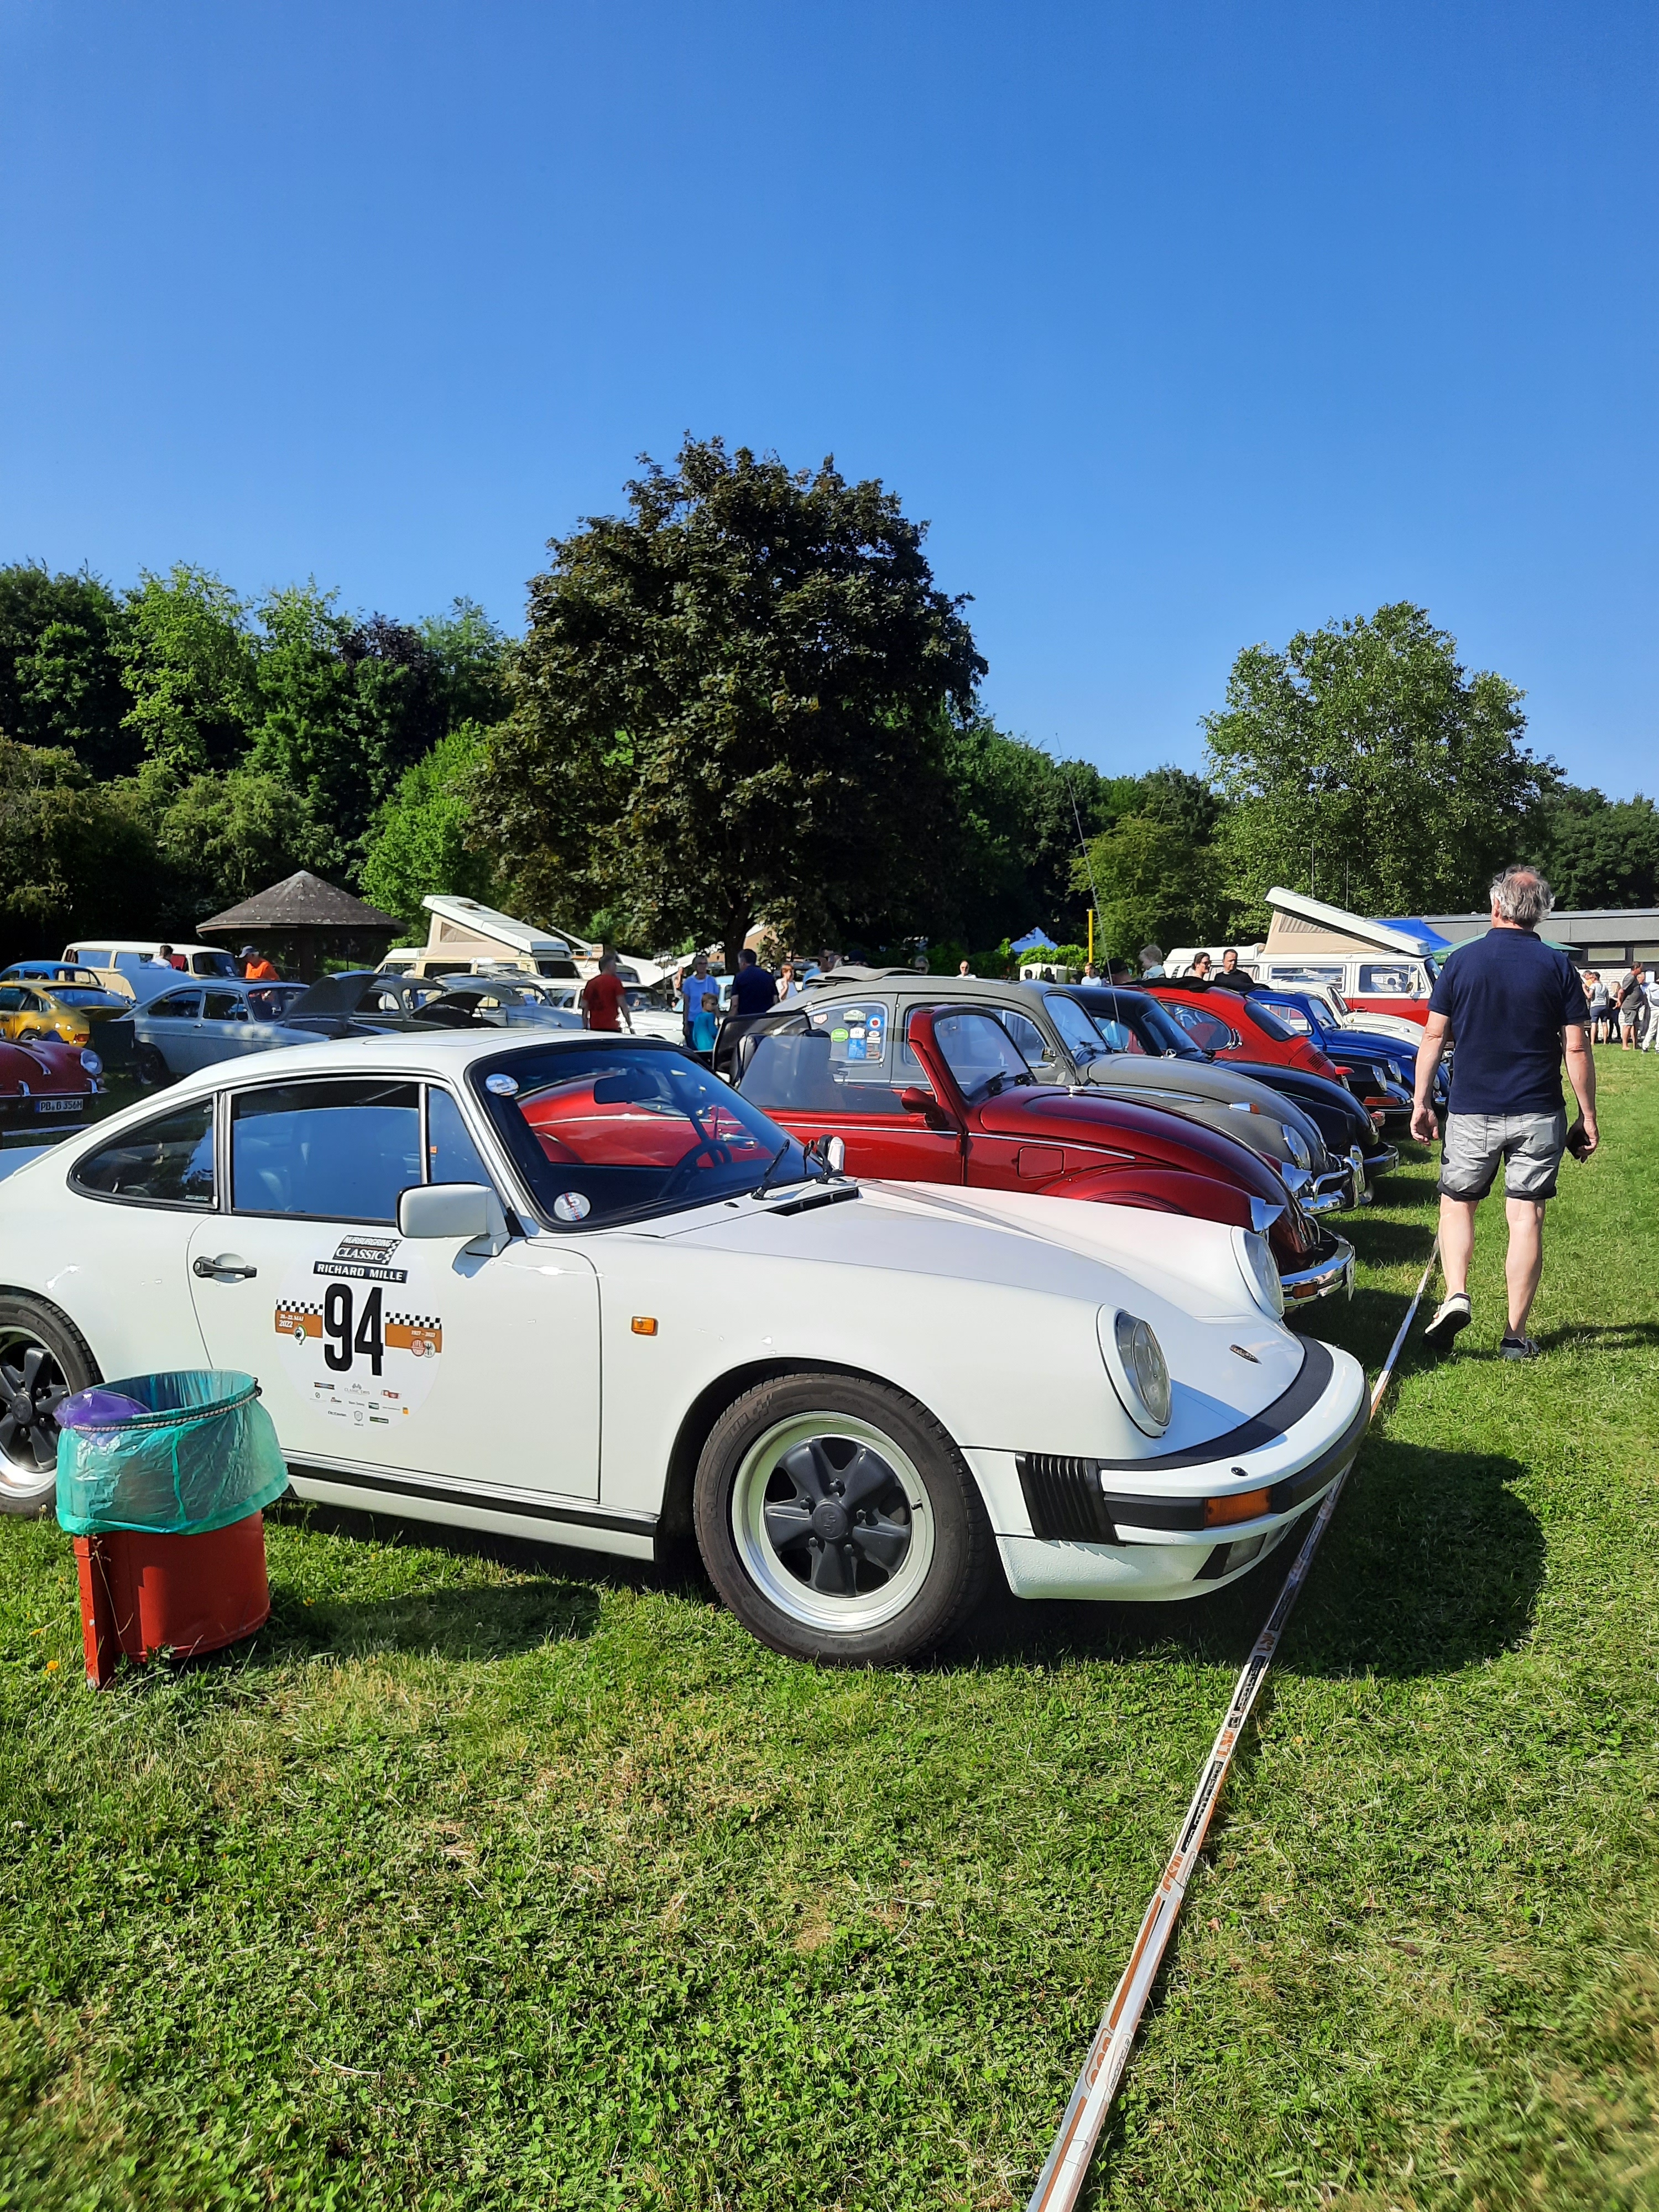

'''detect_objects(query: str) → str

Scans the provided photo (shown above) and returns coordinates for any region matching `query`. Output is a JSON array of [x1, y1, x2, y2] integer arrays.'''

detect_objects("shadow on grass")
[[942, 1440, 1542, 1684]]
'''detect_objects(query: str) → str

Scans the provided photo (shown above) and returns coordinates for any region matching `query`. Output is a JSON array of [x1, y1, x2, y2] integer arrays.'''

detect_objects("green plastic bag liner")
[[56, 1370, 290, 1537]]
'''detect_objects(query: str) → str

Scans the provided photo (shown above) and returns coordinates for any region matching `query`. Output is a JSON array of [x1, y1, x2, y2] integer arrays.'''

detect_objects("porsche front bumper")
[[975, 1336, 1369, 1603]]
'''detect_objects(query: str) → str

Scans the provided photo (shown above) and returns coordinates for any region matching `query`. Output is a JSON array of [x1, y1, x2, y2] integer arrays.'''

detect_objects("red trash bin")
[[74, 1513, 271, 1688]]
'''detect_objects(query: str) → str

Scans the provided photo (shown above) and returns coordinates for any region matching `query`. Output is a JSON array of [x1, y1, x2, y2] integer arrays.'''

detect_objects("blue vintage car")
[[1244, 987, 1447, 1124]]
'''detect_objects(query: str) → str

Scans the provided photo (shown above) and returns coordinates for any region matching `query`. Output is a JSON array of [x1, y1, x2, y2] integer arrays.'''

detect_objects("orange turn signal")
[[1204, 1488, 1269, 1528], [630, 1316, 658, 1336]]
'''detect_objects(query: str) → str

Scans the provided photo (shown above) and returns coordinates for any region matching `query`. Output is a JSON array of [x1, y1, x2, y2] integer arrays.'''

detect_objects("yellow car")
[[0, 976, 118, 1048]]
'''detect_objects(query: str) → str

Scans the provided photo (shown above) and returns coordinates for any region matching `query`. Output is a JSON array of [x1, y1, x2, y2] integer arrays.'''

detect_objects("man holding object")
[[1415, 866, 1596, 1362]]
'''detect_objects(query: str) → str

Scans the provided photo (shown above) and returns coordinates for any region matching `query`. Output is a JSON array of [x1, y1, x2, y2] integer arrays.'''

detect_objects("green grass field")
[[2, 1053, 1656, 2210]]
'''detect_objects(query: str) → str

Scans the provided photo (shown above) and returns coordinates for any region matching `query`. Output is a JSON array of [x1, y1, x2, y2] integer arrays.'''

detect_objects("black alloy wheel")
[[0, 1298, 98, 1515], [693, 1371, 993, 1664]]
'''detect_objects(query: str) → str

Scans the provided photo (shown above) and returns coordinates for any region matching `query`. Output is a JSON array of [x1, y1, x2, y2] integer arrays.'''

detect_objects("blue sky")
[[2, 1, 1653, 794]]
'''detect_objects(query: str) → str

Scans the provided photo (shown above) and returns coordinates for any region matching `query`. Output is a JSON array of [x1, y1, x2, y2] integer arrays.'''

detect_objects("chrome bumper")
[[1281, 1232, 1355, 1304], [1293, 1162, 1354, 1215]]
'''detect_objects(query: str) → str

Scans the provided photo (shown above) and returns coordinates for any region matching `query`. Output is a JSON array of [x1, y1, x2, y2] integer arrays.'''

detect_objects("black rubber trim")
[[286, 1462, 657, 1536], [1094, 1337, 1332, 1471]]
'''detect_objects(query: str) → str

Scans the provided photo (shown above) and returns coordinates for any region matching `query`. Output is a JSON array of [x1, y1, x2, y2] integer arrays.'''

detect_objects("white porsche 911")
[[0, 1032, 1367, 1663]]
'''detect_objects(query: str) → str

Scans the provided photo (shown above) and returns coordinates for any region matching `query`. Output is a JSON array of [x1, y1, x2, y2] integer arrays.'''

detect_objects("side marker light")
[[631, 1317, 659, 1336]]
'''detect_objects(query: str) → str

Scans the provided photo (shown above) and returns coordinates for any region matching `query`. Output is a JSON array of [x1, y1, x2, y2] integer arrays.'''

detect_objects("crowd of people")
[[1582, 964, 1656, 1051]]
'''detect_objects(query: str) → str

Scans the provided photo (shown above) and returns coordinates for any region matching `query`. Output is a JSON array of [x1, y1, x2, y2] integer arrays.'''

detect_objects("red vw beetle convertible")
[[733, 1002, 1352, 1304]]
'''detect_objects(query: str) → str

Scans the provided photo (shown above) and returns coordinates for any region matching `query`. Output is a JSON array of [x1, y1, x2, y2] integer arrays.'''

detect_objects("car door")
[[137, 988, 206, 1073], [199, 988, 268, 1064], [61, 1095, 219, 1375], [186, 1072, 600, 1497], [735, 1000, 966, 1181]]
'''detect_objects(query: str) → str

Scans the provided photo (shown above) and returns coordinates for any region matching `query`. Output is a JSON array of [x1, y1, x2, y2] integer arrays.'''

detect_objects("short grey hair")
[[1490, 865, 1553, 928]]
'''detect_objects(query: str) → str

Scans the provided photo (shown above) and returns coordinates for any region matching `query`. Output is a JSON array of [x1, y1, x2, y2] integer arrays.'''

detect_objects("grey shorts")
[[1441, 1109, 1567, 1202]]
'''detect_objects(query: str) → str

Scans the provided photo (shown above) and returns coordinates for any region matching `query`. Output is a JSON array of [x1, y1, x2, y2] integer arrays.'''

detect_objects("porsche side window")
[[73, 1099, 216, 1208], [231, 1079, 422, 1223], [426, 1088, 492, 1185], [1167, 1001, 1238, 1053]]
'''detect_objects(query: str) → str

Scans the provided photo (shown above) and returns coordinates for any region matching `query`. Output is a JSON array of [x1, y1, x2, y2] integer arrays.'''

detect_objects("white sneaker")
[[1423, 1292, 1471, 1355]]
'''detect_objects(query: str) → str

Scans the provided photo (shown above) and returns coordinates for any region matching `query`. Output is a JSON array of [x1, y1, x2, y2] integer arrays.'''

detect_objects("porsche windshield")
[[471, 1042, 812, 1227]]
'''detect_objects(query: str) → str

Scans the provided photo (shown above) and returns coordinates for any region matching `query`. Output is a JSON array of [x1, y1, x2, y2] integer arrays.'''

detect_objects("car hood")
[[643, 1178, 1308, 1429], [971, 1086, 1293, 1205], [1225, 1061, 1370, 1140], [1079, 1055, 1324, 1156]]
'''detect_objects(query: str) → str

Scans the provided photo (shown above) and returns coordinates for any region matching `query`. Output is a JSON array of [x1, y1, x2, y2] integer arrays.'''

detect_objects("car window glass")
[[990, 1006, 1053, 1071], [1044, 994, 1107, 1058], [1243, 999, 1294, 1042], [74, 1100, 216, 1207], [203, 990, 247, 1021], [75, 948, 110, 967], [740, 1022, 925, 1114], [1167, 1001, 1238, 1053], [1359, 964, 1415, 994], [931, 1011, 1031, 1099], [1267, 963, 1344, 987], [148, 990, 204, 1019], [231, 1079, 422, 1223], [1264, 999, 1312, 1034], [247, 987, 298, 1021], [476, 1045, 795, 1226], [427, 1087, 493, 1185], [0, 988, 24, 1012]]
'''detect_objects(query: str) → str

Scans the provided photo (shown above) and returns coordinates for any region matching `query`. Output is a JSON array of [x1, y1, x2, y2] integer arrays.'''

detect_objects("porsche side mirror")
[[398, 1181, 509, 1255]]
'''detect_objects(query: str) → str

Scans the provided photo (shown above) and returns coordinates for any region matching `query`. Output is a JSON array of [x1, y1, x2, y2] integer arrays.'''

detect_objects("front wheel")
[[135, 1043, 170, 1088], [693, 1373, 993, 1663], [0, 1297, 100, 1516]]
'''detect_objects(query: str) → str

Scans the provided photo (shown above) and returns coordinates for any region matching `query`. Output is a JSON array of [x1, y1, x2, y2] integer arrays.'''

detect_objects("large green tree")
[[1073, 766, 1227, 958], [476, 438, 985, 966], [0, 739, 160, 956], [119, 566, 258, 776], [1526, 785, 1659, 910], [0, 564, 137, 777], [1204, 603, 1548, 927], [938, 718, 1130, 951], [360, 722, 502, 934]]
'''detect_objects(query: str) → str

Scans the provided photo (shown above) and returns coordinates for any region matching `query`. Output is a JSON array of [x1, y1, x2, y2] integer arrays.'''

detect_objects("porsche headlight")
[[1232, 1227, 1285, 1318], [1283, 1124, 1311, 1171], [1099, 1308, 1172, 1435], [80, 1048, 102, 1077]]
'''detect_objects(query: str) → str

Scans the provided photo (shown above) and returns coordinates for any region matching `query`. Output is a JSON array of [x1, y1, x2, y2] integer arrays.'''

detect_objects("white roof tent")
[[411, 896, 670, 989], [1263, 888, 1440, 961]]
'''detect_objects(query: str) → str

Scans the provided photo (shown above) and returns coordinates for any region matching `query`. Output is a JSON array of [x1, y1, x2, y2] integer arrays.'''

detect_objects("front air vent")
[[1015, 1454, 1122, 1545]]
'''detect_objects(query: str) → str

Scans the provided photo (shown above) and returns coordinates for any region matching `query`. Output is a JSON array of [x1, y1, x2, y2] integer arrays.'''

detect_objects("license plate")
[[35, 1097, 84, 1114]]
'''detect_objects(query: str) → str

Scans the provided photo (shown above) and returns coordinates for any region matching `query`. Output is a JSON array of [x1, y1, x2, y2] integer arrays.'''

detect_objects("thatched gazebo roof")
[[198, 872, 404, 982]]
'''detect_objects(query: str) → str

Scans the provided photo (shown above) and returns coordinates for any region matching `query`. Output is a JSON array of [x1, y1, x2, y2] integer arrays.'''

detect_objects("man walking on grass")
[[1415, 866, 1597, 1363]]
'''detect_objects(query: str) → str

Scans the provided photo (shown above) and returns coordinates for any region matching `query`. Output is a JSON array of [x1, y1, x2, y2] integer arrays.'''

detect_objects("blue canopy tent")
[[1009, 929, 1059, 956]]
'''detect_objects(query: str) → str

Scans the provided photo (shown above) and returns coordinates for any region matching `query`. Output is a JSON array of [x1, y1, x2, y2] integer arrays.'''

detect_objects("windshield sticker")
[[552, 1190, 592, 1222], [274, 1248, 443, 1426]]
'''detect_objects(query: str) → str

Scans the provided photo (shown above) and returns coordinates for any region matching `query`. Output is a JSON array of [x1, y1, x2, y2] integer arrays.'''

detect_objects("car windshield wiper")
[[750, 1139, 797, 1199]]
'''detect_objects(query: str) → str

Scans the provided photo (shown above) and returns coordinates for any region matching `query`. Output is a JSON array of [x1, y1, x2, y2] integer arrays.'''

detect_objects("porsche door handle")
[[194, 1254, 257, 1281]]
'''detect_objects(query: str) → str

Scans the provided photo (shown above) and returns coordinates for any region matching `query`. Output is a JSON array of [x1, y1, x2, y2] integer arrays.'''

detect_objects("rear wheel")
[[693, 1373, 993, 1663], [0, 1297, 99, 1516], [135, 1044, 170, 1088]]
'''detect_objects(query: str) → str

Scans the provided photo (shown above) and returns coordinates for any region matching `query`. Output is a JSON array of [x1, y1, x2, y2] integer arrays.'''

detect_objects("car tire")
[[17, 1029, 48, 1046], [0, 1296, 100, 1517], [693, 1372, 993, 1664], [135, 1044, 170, 1089]]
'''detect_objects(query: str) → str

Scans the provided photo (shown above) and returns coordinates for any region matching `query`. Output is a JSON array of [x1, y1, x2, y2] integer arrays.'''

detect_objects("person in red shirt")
[[580, 954, 633, 1032]]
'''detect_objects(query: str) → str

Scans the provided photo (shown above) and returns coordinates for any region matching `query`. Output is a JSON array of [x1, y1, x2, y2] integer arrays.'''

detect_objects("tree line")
[[3, 436, 1653, 969]]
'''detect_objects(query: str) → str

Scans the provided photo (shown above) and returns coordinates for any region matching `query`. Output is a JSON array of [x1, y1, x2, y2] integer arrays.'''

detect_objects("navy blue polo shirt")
[[1429, 929, 1588, 1117]]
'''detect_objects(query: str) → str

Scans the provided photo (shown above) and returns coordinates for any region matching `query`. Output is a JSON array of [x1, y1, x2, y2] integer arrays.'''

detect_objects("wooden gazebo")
[[197, 872, 403, 983]]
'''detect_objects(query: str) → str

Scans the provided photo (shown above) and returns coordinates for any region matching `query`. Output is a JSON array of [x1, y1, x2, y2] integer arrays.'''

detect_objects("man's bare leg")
[[1505, 1197, 1546, 1337], [1438, 1194, 1478, 1295]]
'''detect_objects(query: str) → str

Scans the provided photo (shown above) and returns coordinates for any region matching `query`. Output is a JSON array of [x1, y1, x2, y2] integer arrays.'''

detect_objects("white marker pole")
[[1025, 1240, 1441, 2212]]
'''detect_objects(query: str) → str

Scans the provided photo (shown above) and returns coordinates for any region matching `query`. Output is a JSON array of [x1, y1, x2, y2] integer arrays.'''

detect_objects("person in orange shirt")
[[240, 944, 279, 982]]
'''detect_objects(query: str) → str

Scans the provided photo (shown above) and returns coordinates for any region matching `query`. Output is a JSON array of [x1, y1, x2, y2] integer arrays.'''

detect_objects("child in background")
[[691, 989, 721, 1065]]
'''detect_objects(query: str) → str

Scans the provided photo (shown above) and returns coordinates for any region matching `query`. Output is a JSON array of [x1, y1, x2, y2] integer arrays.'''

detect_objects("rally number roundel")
[[273, 1233, 445, 1433]]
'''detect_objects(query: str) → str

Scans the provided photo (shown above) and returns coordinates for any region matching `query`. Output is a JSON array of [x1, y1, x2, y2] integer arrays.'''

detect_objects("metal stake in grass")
[[1025, 1238, 1441, 2212]]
